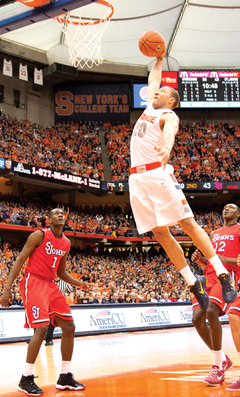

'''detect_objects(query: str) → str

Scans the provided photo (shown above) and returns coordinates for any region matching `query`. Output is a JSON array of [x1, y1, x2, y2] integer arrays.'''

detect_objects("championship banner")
[[19, 63, 28, 81], [34, 68, 43, 85], [54, 82, 130, 123], [3, 59, 12, 77]]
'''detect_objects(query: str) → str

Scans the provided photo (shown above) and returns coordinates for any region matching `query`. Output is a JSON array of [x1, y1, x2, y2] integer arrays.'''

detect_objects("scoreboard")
[[178, 71, 240, 108], [133, 71, 240, 108], [105, 181, 240, 192]]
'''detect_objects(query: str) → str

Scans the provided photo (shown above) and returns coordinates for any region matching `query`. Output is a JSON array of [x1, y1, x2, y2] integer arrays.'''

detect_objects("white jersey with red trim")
[[130, 103, 178, 168]]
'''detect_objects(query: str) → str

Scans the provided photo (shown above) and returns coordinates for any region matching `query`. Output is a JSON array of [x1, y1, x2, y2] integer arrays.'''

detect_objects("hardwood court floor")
[[1, 325, 240, 397]]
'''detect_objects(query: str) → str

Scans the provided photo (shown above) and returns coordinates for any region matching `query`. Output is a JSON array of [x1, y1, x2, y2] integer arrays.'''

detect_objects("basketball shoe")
[[56, 372, 86, 391], [218, 273, 237, 303], [226, 376, 240, 391], [204, 365, 224, 386], [190, 275, 209, 310], [18, 375, 43, 396], [222, 355, 233, 372]]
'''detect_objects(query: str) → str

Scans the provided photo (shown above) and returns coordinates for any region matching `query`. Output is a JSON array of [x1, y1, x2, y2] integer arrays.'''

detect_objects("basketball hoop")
[[54, 0, 114, 69]]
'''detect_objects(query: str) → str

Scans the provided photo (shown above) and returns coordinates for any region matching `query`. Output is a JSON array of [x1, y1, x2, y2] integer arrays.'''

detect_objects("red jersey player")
[[1, 208, 88, 396], [226, 256, 240, 391], [191, 203, 240, 387]]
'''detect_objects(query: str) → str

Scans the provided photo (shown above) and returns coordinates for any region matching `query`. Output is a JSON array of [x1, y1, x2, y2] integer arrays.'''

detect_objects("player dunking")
[[1, 208, 87, 396], [129, 52, 237, 310], [191, 204, 240, 386]]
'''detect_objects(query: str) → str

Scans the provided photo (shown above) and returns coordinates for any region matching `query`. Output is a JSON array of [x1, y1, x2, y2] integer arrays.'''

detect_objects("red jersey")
[[206, 223, 240, 275], [25, 228, 70, 280]]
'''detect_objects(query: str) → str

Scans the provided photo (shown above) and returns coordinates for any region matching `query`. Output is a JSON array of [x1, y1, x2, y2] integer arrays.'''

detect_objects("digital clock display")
[[178, 71, 240, 108]]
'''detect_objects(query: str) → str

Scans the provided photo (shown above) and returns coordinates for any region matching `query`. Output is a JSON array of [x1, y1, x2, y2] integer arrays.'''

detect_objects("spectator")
[[84, 292, 93, 303], [145, 293, 152, 303], [160, 291, 171, 303], [110, 293, 119, 303], [92, 291, 103, 304], [118, 293, 125, 303], [150, 291, 158, 303], [178, 291, 187, 302], [124, 294, 131, 303], [169, 291, 179, 302], [11, 292, 23, 306]]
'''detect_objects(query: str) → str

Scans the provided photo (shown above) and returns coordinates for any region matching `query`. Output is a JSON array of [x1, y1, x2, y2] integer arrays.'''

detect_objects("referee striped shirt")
[[54, 279, 73, 296]]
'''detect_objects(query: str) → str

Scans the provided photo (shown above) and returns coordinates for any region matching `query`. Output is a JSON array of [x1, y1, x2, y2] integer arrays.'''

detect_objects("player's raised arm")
[[147, 55, 166, 105]]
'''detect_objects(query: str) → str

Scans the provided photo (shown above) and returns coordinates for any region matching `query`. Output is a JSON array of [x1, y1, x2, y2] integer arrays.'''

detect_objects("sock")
[[221, 351, 226, 363], [23, 363, 34, 377], [180, 265, 197, 286], [213, 350, 222, 369], [61, 361, 71, 374], [209, 255, 227, 277]]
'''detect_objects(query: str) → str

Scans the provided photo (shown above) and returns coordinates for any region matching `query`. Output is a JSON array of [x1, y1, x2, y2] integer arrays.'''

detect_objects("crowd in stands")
[[0, 194, 134, 238], [173, 122, 240, 182], [0, 113, 104, 180], [1, 113, 239, 183], [0, 194, 226, 238], [0, 242, 195, 307], [103, 121, 131, 182], [104, 121, 240, 182]]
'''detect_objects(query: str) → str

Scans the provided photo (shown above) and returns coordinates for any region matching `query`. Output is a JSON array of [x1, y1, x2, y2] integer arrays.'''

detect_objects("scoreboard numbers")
[[178, 71, 240, 108]]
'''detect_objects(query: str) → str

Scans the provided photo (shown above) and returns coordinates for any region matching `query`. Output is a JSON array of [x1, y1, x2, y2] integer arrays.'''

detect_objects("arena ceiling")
[[0, 0, 240, 73]]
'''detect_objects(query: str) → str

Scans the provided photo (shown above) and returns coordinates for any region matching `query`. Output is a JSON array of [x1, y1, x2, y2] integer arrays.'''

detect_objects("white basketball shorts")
[[129, 164, 193, 234]]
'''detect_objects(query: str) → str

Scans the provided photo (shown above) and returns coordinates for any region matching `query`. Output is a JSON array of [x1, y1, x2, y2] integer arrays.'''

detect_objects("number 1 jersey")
[[25, 228, 71, 280]]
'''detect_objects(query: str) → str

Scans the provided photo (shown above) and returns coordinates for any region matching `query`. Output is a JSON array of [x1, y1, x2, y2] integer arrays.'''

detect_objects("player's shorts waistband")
[[130, 161, 162, 174], [26, 272, 53, 282]]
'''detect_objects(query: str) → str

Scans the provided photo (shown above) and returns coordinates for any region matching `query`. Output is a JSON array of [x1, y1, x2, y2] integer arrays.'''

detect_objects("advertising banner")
[[133, 72, 178, 109], [0, 304, 229, 343], [8, 162, 240, 192], [11, 161, 101, 190], [55, 83, 130, 123]]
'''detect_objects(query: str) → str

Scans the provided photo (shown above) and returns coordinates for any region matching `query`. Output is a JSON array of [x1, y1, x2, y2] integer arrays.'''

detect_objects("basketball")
[[16, 0, 49, 7], [139, 31, 166, 57]]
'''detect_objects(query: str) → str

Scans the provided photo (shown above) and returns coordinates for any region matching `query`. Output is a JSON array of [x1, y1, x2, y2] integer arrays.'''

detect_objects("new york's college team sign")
[[55, 82, 130, 123]]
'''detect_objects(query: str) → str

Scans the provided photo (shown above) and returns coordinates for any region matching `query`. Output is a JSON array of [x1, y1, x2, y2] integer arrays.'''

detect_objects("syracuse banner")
[[55, 82, 130, 123]]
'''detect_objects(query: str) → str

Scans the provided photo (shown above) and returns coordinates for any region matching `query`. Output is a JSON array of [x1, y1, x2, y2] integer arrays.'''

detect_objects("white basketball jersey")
[[130, 103, 178, 167]]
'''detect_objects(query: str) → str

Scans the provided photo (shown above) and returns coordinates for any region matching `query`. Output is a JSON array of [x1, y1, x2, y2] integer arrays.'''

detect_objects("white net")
[[54, 0, 114, 69]]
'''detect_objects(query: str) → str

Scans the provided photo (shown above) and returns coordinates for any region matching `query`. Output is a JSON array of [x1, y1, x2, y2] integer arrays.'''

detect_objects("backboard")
[[0, 0, 93, 34]]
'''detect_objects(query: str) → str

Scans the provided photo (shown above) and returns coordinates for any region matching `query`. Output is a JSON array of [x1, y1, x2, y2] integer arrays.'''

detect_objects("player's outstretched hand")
[[79, 279, 90, 291], [154, 145, 171, 169], [156, 44, 166, 58], [191, 249, 202, 264], [1, 286, 12, 308]]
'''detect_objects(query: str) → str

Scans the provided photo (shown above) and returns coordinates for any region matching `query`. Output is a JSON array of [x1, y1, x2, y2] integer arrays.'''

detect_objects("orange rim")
[[54, 0, 114, 26]]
